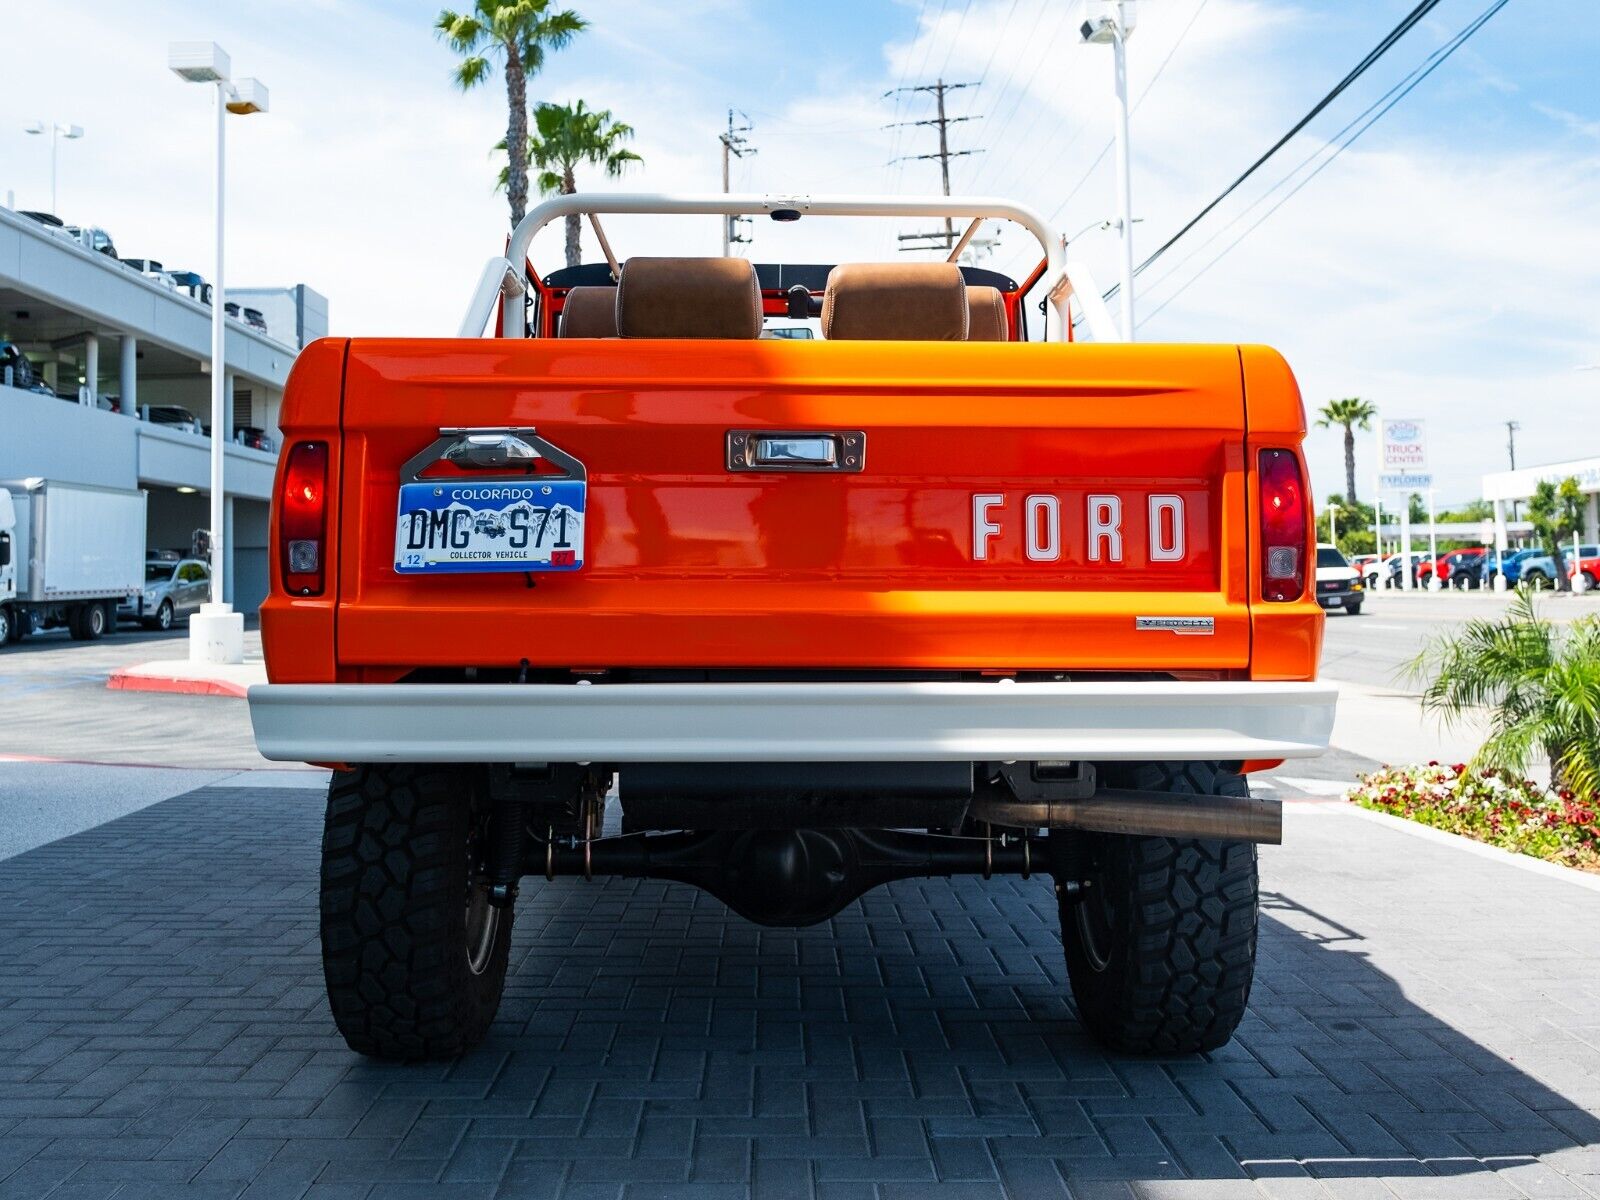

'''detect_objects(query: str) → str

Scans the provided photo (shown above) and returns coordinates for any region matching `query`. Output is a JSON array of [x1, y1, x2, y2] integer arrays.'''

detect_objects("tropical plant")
[[1316, 494, 1374, 556], [1314, 397, 1377, 505], [1408, 588, 1600, 795], [436, 0, 586, 228], [1527, 476, 1585, 593], [504, 100, 641, 268]]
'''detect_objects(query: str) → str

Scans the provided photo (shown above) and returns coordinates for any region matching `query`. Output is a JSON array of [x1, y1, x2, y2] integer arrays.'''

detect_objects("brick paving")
[[0, 786, 1598, 1198]]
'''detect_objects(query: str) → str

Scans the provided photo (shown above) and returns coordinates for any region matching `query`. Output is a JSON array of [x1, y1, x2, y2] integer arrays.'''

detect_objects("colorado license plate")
[[394, 480, 586, 574]]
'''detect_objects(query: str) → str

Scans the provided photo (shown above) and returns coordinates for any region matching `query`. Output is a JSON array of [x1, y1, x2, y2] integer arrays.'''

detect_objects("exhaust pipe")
[[971, 787, 1281, 844]]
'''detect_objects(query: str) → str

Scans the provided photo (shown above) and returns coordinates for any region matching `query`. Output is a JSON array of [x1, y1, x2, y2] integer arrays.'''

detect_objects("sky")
[[3, 0, 1598, 505]]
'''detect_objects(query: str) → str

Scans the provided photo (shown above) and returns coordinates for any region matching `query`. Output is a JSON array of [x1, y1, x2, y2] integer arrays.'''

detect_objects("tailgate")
[[334, 339, 1250, 672]]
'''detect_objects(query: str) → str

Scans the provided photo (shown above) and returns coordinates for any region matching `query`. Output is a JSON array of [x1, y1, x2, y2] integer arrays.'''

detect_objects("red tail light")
[[279, 441, 328, 595], [1259, 448, 1308, 602]]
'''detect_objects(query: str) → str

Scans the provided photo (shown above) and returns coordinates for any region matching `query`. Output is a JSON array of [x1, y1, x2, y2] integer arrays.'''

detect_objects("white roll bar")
[[457, 256, 527, 338], [473, 192, 1119, 343]]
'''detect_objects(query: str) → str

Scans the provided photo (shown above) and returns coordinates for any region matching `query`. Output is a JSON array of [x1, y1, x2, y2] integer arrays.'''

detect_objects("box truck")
[[0, 479, 146, 645]]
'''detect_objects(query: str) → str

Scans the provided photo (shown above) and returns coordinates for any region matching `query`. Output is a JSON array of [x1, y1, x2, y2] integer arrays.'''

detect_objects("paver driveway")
[[1, 783, 1597, 1199]]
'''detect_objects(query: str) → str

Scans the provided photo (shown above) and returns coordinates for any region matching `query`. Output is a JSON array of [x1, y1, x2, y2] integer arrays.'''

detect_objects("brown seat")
[[558, 286, 619, 337], [820, 263, 968, 341], [616, 257, 762, 339], [965, 286, 1008, 341]]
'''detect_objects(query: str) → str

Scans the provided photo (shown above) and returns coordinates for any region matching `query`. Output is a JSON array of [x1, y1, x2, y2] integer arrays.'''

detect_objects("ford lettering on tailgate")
[[394, 480, 585, 574]]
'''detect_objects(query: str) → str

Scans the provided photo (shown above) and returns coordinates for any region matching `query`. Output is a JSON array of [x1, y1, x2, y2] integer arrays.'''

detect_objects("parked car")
[[118, 554, 210, 631], [1375, 550, 1430, 587], [1418, 547, 1487, 589], [18, 211, 74, 242], [1478, 547, 1538, 587], [168, 270, 213, 305], [1, 342, 35, 390], [1314, 544, 1364, 614], [234, 425, 276, 451], [1567, 553, 1600, 591], [65, 225, 117, 258], [139, 405, 204, 435], [1520, 545, 1600, 588]]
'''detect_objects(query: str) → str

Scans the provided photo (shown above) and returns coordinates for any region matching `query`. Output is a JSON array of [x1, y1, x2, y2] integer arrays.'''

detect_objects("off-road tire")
[[319, 764, 513, 1061], [1056, 761, 1258, 1055]]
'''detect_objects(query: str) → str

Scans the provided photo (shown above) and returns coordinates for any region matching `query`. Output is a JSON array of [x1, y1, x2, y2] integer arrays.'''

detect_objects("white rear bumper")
[[248, 680, 1336, 764]]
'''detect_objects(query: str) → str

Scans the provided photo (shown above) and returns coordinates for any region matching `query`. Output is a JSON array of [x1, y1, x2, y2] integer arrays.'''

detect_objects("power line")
[[1136, 6, 1474, 304], [956, 0, 1050, 188], [938, 0, 977, 79], [1107, 0, 1446, 299], [1137, 0, 1513, 328], [968, 7, 1085, 191], [886, 79, 983, 250], [886, 0, 935, 189]]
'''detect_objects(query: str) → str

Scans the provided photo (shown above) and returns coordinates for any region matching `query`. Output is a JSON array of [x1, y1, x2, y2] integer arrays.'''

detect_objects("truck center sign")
[[1379, 418, 1432, 491]]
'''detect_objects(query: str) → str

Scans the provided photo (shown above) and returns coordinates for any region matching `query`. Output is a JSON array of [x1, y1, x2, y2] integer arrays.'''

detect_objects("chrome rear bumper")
[[248, 680, 1336, 765]]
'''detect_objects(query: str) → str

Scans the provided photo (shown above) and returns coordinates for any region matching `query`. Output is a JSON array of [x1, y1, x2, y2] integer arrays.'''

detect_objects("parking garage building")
[[0, 204, 325, 614]]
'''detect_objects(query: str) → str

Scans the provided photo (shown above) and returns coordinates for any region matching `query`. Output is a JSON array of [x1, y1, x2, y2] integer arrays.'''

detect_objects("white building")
[[1482, 455, 1600, 552], [0, 205, 323, 615]]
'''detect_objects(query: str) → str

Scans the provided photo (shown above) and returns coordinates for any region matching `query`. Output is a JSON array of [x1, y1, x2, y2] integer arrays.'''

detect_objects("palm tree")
[[506, 101, 642, 268], [436, 0, 586, 229], [1409, 588, 1600, 795], [1314, 397, 1377, 505]]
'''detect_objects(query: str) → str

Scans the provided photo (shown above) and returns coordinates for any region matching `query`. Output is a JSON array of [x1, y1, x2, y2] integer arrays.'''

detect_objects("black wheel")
[[0, 606, 11, 646], [1526, 570, 1548, 588], [1344, 599, 1363, 615], [1054, 761, 1258, 1055], [147, 600, 175, 632], [319, 764, 512, 1061], [69, 602, 108, 641]]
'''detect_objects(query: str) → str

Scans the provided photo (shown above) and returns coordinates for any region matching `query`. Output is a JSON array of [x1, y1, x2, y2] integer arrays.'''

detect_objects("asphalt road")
[[0, 621, 271, 768], [1318, 587, 1597, 690]]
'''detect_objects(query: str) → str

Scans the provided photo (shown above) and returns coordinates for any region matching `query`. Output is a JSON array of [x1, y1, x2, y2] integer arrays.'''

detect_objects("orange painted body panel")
[[260, 338, 1321, 685]]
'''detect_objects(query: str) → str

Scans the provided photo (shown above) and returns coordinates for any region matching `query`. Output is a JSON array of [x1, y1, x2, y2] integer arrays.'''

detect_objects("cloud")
[[4, 0, 1594, 504]]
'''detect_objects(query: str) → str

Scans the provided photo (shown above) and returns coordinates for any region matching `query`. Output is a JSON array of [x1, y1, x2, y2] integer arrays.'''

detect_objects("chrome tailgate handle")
[[726, 430, 864, 473]]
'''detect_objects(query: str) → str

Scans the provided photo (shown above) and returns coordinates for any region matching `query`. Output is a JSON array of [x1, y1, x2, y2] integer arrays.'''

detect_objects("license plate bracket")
[[392, 428, 587, 575]]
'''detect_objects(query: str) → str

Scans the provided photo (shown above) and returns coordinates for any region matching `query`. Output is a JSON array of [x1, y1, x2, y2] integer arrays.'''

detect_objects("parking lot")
[[3, 592, 1599, 1198]]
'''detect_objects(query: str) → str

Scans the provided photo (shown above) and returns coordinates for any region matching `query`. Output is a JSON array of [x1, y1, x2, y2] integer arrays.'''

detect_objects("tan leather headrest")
[[558, 286, 618, 337], [616, 257, 762, 339], [965, 286, 1007, 341], [821, 263, 968, 341]]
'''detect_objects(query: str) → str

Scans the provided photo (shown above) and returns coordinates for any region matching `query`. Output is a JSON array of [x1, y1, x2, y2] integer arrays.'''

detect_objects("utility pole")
[[719, 110, 755, 257], [1506, 419, 1520, 522], [885, 79, 981, 252]]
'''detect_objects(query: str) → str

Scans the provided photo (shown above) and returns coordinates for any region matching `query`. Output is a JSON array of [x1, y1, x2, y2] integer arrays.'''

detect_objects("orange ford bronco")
[[250, 193, 1334, 1061]]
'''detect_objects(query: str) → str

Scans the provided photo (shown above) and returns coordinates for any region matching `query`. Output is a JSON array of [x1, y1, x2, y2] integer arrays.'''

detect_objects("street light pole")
[[209, 79, 227, 614], [1111, 1, 1135, 342], [1080, 2, 1137, 341], [169, 42, 268, 665], [24, 121, 84, 214]]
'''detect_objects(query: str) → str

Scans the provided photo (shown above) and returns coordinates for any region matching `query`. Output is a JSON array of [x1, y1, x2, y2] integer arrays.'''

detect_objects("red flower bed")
[[1347, 763, 1600, 873]]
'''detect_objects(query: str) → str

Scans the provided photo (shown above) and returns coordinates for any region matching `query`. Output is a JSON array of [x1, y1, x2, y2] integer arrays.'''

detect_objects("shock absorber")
[[487, 797, 528, 909]]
